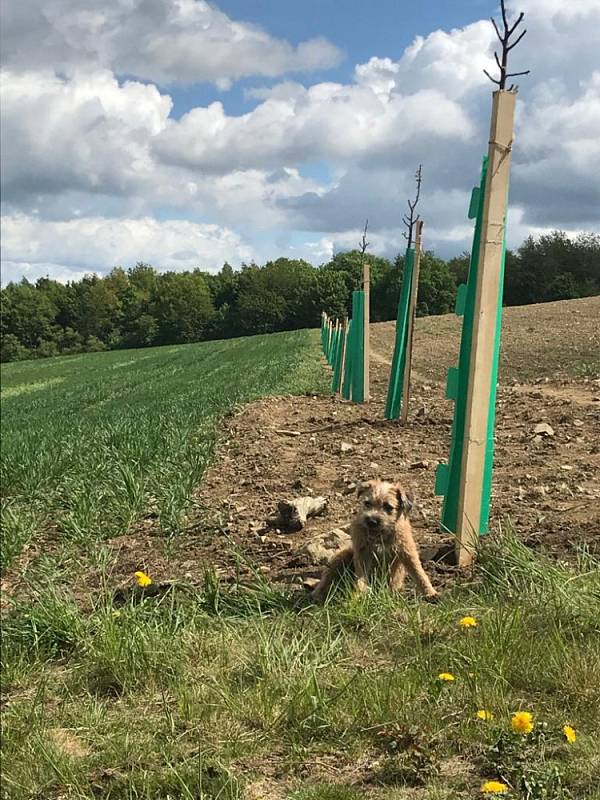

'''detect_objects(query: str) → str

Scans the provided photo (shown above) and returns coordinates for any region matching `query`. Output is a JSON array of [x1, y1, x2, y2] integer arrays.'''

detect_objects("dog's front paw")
[[309, 588, 325, 605], [354, 578, 370, 596], [423, 591, 440, 604]]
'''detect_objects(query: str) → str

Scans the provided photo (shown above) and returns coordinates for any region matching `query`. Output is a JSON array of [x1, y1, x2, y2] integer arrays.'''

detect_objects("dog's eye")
[[363, 499, 372, 508], [383, 502, 394, 514]]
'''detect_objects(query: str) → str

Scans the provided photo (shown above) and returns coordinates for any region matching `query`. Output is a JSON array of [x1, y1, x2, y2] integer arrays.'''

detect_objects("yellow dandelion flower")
[[476, 710, 495, 721], [459, 616, 478, 628], [134, 571, 152, 587], [438, 672, 455, 682], [563, 725, 576, 744], [511, 711, 534, 735], [481, 780, 509, 794]]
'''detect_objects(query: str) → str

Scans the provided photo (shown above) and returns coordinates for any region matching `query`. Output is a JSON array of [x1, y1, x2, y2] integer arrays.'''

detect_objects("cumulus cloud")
[[1, 69, 172, 206], [512, 72, 600, 227], [0, 214, 254, 284], [154, 82, 473, 173], [0, 66, 328, 232], [1, 0, 599, 281], [0, 0, 341, 86]]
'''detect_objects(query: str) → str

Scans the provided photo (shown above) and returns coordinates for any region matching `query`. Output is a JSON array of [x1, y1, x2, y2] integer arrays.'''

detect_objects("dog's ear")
[[395, 485, 414, 517], [357, 480, 373, 498]]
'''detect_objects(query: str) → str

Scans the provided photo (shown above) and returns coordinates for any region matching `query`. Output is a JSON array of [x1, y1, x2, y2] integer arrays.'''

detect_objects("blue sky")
[[168, 0, 497, 117], [1, 0, 598, 283]]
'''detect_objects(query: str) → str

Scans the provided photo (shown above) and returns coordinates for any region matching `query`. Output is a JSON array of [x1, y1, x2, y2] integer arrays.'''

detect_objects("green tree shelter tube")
[[341, 291, 365, 403], [435, 156, 507, 535], [384, 248, 415, 420]]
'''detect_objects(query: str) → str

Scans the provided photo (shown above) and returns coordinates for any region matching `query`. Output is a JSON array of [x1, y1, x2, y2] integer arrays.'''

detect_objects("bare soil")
[[95, 297, 600, 597]]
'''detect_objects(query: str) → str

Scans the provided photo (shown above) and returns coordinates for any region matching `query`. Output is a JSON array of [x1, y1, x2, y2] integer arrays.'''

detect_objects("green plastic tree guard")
[[331, 323, 344, 392], [342, 319, 354, 400], [340, 290, 366, 402], [384, 248, 415, 419], [435, 156, 507, 535], [351, 291, 365, 403]]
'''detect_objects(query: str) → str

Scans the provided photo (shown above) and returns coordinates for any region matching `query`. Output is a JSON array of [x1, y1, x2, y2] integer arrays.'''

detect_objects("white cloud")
[[1, 214, 254, 283], [0, 0, 341, 86], [1, 0, 599, 281], [512, 72, 600, 225], [1, 69, 171, 203], [154, 78, 474, 174]]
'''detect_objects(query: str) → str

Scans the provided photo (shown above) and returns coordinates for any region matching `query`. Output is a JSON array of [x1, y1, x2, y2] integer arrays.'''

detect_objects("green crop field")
[[2, 327, 599, 800], [1, 331, 328, 572]]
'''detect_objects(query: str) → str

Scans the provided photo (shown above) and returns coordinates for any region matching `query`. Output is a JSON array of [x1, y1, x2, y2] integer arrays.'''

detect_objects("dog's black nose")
[[367, 516, 379, 529]]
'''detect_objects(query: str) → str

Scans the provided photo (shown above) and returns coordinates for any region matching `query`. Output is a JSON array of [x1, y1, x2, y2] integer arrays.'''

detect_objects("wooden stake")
[[455, 90, 516, 567], [363, 261, 370, 401], [400, 219, 423, 424]]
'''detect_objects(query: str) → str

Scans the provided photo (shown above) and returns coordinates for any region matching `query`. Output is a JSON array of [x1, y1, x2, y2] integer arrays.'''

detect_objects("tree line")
[[1, 231, 598, 362]]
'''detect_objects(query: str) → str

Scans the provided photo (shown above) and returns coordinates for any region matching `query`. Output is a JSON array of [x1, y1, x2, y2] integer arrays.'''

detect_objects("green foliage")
[[151, 271, 213, 344], [417, 252, 458, 316], [504, 232, 600, 306], [0, 333, 29, 362], [1, 231, 598, 362]]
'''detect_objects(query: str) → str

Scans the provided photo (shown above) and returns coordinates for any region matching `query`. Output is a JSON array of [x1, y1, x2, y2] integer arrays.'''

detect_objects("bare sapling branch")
[[484, 0, 530, 91], [359, 219, 370, 256], [402, 164, 422, 249]]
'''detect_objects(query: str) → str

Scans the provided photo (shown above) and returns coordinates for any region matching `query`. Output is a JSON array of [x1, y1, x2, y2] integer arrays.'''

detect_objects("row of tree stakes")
[[320, 83, 518, 567]]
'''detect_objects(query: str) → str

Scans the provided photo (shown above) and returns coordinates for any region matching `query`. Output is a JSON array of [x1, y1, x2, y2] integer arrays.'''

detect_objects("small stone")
[[303, 528, 351, 565], [560, 465, 574, 471], [573, 419, 584, 427], [343, 482, 357, 494], [340, 442, 353, 453], [369, 462, 380, 471], [409, 460, 430, 470], [533, 422, 555, 437]]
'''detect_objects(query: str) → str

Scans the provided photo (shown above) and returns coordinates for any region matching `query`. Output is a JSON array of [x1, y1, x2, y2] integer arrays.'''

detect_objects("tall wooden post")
[[362, 261, 370, 401], [400, 219, 423, 424], [455, 90, 516, 566]]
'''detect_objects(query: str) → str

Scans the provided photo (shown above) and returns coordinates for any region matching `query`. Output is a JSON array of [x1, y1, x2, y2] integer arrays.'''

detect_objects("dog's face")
[[355, 480, 413, 536]]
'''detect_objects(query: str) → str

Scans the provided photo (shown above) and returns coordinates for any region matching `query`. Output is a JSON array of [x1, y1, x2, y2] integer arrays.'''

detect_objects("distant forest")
[[1, 231, 599, 362]]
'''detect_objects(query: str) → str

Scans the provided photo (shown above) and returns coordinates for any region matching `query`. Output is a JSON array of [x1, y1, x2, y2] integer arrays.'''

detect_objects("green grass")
[[2, 530, 599, 799], [1, 330, 328, 571]]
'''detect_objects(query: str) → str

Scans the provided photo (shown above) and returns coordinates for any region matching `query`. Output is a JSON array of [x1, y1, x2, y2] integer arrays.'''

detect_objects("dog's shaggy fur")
[[311, 480, 438, 603]]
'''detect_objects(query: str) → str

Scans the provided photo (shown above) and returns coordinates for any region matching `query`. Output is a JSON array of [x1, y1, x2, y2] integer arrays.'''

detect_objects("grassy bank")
[[2, 531, 599, 798]]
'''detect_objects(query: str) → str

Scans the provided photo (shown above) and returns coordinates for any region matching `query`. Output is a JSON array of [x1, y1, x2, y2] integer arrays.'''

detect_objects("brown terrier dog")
[[310, 480, 438, 603]]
